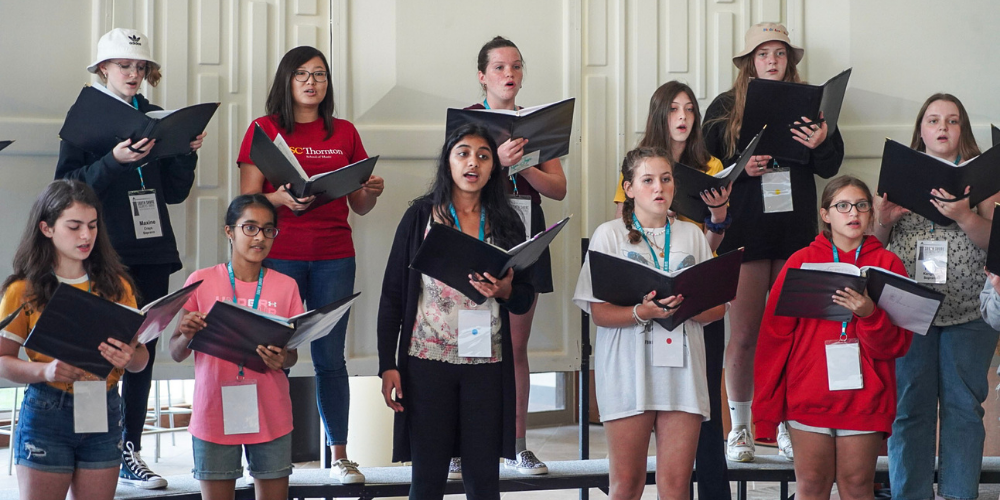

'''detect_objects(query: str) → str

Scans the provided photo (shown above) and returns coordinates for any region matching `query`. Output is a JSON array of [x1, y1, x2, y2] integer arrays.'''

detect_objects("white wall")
[[0, 0, 997, 377]]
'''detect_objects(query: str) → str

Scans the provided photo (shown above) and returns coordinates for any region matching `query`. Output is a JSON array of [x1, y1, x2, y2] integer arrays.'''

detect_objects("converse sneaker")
[[330, 458, 365, 484], [448, 457, 462, 480], [777, 424, 794, 461], [726, 426, 755, 462], [119, 442, 168, 489], [504, 450, 549, 475]]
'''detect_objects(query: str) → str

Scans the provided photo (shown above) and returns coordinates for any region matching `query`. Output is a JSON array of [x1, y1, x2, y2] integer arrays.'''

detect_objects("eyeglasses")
[[231, 224, 279, 239], [829, 200, 872, 213], [109, 61, 147, 76], [294, 70, 328, 82]]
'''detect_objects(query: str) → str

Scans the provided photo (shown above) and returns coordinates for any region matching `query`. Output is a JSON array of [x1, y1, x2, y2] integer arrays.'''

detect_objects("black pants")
[[695, 319, 731, 498], [407, 357, 503, 500], [120, 264, 172, 450]]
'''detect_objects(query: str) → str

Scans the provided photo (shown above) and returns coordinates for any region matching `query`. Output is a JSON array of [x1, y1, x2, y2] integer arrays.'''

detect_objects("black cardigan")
[[703, 91, 844, 261], [55, 93, 197, 271], [377, 198, 534, 463]]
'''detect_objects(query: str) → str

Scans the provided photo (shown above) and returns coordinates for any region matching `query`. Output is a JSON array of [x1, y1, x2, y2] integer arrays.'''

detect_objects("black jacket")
[[55, 92, 196, 271], [377, 198, 534, 462]]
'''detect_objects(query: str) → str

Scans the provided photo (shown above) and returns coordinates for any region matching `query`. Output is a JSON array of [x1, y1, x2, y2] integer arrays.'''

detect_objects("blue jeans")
[[265, 257, 355, 447], [192, 433, 293, 480], [888, 318, 999, 500]]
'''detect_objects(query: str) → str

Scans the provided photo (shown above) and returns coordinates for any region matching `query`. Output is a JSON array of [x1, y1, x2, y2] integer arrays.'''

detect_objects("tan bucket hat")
[[87, 28, 159, 74], [733, 22, 803, 64]]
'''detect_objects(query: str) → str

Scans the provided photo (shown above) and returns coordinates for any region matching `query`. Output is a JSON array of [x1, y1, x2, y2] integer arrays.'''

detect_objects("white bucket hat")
[[87, 28, 159, 74], [733, 22, 803, 64]]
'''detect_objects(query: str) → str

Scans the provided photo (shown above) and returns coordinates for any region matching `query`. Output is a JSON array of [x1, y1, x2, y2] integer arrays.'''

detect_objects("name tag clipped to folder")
[[222, 367, 259, 435], [73, 380, 108, 433], [128, 189, 163, 239]]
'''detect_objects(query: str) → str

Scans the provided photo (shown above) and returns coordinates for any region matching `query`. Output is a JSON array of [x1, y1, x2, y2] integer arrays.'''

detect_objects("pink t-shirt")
[[182, 264, 305, 445]]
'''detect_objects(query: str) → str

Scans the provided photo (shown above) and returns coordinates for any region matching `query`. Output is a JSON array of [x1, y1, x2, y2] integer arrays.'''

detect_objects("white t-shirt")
[[573, 218, 713, 422]]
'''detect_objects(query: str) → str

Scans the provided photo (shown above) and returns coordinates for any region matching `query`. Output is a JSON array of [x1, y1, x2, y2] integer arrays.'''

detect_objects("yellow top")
[[0, 277, 137, 392], [613, 156, 726, 229]]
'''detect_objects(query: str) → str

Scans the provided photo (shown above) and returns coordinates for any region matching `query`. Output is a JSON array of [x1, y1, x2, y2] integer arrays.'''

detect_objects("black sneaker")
[[119, 442, 168, 489]]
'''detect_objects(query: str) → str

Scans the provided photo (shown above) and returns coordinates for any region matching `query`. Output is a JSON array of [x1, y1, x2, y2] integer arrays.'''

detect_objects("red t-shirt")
[[237, 116, 368, 261]]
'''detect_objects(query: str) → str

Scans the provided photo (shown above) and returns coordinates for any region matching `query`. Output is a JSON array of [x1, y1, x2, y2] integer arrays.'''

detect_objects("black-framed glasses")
[[293, 70, 328, 82], [829, 200, 872, 213], [231, 224, 279, 239], [109, 61, 147, 76]]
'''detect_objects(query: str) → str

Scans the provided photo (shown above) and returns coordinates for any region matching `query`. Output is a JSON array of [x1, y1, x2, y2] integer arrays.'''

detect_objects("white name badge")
[[651, 323, 685, 367], [73, 381, 108, 433], [128, 190, 163, 239], [509, 196, 532, 241], [825, 340, 863, 391], [761, 169, 793, 213], [914, 240, 948, 284], [221, 381, 260, 435], [458, 309, 493, 358], [508, 150, 541, 176]]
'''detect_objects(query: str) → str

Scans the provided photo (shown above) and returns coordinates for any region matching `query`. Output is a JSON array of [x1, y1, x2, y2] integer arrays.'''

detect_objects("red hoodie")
[[753, 234, 913, 442]]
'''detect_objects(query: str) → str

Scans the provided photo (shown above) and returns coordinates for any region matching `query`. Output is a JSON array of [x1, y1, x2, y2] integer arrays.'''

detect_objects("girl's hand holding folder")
[[98, 337, 137, 370], [42, 359, 87, 384], [468, 268, 514, 301], [178, 310, 207, 339]]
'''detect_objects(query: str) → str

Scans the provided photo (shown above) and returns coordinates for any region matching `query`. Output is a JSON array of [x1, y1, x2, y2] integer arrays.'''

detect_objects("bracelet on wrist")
[[704, 212, 733, 234], [705, 198, 729, 209], [632, 304, 650, 326]]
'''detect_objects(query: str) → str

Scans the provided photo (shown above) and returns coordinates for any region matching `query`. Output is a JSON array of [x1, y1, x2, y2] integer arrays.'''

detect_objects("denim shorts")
[[786, 420, 878, 438], [15, 383, 123, 473], [192, 433, 292, 480]]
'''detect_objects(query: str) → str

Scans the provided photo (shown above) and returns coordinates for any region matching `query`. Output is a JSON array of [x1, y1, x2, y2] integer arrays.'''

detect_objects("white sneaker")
[[727, 426, 755, 462], [504, 450, 549, 475], [777, 424, 794, 461], [330, 458, 365, 484], [448, 457, 462, 480]]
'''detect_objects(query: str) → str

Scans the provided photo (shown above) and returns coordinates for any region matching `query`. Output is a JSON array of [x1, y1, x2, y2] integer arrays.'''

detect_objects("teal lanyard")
[[632, 214, 671, 271], [449, 204, 486, 241], [227, 262, 264, 309], [832, 239, 862, 340]]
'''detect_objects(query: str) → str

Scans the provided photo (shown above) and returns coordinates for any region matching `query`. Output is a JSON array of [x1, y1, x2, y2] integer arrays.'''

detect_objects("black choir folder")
[[59, 86, 219, 161], [22, 282, 202, 378], [739, 68, 851, 164], [249, 124, 379, 216], [992, 124, 999, 147], [0, 140, 12, 152], [985, 204, 1000, 275], [410, 216, 571, 305], [588, 248, 744, 331], [671, 127, 764, 220], [876, 138, 1000, 226], [445, 98, 575, 168], [187, 292, 360, 373], [773, 263, 943, 334]]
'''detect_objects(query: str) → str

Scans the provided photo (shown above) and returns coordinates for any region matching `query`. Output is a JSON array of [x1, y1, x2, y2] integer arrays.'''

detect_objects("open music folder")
[[587, 248, 744, 331], [249, 123, 379, 216], [671, 127, 763, 220], [445, 98, 575, 171], [59, 86, 219, 161], [986, 204, 1000, 275], [0, 140, 12, 152], [410, 216, 571, 305], [187, 292, 360, 373], [774, 263, 943, 334], [992, 124, 999, 147], [876, 138, 1000, 226], [739, 68, 851, 164], [22, 282, 201, 378]]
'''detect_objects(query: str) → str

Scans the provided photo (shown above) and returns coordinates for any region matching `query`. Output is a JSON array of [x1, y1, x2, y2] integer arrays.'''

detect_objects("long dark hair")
[[620, 147, 673, 244], [2, 180, 134, 310], [638, 81, 712, 171], [265, 46, 335, 139], [225, 194, 278, 227], [419, 124, 525, 249], [910, 93, 980, 161], [477, 36, 523, 93]]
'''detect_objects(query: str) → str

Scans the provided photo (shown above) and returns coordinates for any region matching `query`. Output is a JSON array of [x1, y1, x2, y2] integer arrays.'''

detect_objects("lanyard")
[[632, 214, 671, 271], [227, 262, 264, 309], [832, 239, 862, 341], [449, 204, 486, 241]]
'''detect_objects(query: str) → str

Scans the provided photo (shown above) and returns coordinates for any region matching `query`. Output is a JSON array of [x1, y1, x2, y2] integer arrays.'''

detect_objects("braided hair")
[[620, 146, 673, 244]]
